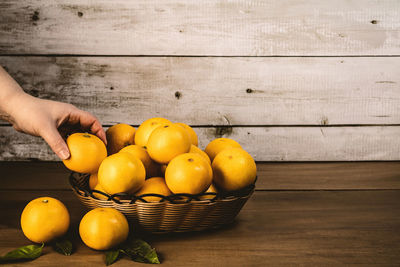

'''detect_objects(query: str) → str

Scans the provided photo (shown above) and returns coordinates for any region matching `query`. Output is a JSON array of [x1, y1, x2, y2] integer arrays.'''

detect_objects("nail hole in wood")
[[32, 11, 39, 21]]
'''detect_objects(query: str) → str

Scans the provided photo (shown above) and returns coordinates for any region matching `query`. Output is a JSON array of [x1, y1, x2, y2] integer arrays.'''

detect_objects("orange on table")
[[106, 123, 136, 155], [63, 133, 107, 174], [212, 147, 256, 191], [205, 137, 241, 162], [175, 122, 198, 146], [135, 177, 172, 202], [98, 152, 145, 195], [21, 197, 70, 243], [165, 153, 212, 194], [89, 173, 98, 190], [134, 117, 171, 147], [120, 145, 160, 178], [147, 124, 191, 164], [79, 208, 129, 250], [189, 144, 211, 165]]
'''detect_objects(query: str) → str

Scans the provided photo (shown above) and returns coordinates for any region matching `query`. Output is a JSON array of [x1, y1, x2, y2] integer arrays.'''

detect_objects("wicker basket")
[[69, 173, 255, 233]]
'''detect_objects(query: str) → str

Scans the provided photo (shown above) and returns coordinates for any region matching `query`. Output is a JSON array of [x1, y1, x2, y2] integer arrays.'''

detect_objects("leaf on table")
[[105, 249, 121, 266], [53, 239, 73, 256], [0, 243, 44, 263], [121, 238, 160, 264]]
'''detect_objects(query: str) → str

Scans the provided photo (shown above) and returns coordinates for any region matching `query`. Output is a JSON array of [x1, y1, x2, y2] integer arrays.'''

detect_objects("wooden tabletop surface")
[[1, 162, 400, 266]]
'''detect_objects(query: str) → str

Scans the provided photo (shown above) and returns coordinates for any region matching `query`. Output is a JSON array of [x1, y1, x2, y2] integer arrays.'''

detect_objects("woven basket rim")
[[69, 172, 256, 205]]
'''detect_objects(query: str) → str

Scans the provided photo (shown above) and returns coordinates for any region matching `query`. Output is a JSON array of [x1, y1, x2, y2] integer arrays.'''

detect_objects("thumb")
[[41, 126, 70, 160]]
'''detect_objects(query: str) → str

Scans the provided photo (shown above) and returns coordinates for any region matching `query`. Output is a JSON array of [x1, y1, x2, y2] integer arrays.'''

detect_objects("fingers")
[[91, 119, 107, 145], [71, 109, 107, 145], [41, 124, 70, 160]]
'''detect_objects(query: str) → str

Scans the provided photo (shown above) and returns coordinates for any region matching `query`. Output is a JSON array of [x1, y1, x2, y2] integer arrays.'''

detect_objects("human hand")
[[5, 93, 107, 160]]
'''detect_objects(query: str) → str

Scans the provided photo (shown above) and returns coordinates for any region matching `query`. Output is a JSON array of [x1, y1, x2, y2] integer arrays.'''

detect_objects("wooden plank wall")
[[0, 0, 399, 161]]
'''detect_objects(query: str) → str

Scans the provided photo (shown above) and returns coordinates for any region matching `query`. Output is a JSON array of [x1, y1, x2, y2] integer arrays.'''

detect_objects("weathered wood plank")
[[1, 190, 399, 266], [1, 126, 399, 161], [1, 56, 399, 125], [0, 0, 399, 56], [1, 162, 400, 191]]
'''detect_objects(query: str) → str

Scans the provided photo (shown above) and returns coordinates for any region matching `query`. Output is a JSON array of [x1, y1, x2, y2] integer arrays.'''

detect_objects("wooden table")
[[1, 162, 400, 266]]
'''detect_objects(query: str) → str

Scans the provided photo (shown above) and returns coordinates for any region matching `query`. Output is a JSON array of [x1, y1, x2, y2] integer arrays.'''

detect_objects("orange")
[[160, 164, 167, 176], [98, 152, 145, 195], [212, 148, 256, 191], [165, 153, 212, 194], [134, 117, 171, 147], [92, 183, 109, 200], [189, 145, 211, 165], [120, 145, 160, 178], [92, 183, 125, 201], [79, 208, 129, 250], [205, 138, 241, 162], [63, 133, 107, 174], [89, 173, 98, 190], [135, 177, 172, 202], [21, 197, 70, 243], [147, 124, 191, 164], [175, 123, 198, 146], [106, 123, 136, 155], [200, 183, 218, 200]]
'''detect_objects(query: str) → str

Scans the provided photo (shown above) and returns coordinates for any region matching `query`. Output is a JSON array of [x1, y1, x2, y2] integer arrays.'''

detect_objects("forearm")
[[0, 66, 29, 123]]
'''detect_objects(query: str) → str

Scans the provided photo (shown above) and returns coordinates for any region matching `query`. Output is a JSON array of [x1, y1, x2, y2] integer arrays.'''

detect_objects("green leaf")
[[105, 249, 121, 266], [0, 243, 44, 263], [53, 239, 73, 256], [121, 239, 160, 264]]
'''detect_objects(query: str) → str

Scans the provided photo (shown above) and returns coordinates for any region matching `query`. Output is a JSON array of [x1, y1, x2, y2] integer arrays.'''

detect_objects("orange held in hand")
[[79, 208, 129, 250], [106, 123, 136, 155], [21, 197, 70, 243], [63, 133, 107, 174], [165, 153, 212, 194], [147, 124, 191, 164], [98, 152, 145, 195]]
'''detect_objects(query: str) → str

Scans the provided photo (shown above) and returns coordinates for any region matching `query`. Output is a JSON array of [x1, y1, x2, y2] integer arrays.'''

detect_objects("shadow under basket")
[[69, 173, 255, 234]]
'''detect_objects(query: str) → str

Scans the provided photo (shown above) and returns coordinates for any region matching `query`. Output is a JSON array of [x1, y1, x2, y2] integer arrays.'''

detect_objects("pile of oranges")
[[63, 117, 257, 201], [20, 117, 256, 251]]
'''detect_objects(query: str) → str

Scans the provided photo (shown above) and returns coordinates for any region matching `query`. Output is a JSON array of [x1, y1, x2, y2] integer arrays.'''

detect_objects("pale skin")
[[0, 66, 107, 160]]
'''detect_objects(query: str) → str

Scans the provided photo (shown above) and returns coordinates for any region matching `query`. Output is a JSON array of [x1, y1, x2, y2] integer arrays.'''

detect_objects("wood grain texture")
[[257, 162, 400, 190], [1, 125, 399, 161], [1, 190, 399, 266], [0, 0, 399, 56], [1, 162, 400, 191], [1, 56, 399, 125]]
